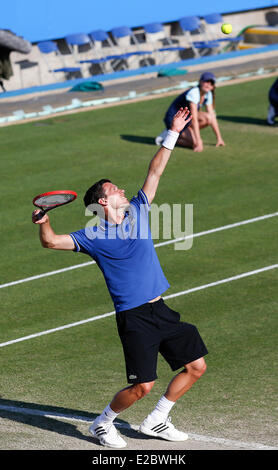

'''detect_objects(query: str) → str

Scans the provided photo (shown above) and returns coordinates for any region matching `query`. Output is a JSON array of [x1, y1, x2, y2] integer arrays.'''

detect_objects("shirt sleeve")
[[129, 189, 151, 211], [185, 87, 200, 105], [69, 229, 90, 255]]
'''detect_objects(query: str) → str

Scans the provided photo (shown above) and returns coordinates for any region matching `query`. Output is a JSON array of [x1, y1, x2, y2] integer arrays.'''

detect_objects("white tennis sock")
[[148, 395, 176, 422], [99, 404, 119, 424]]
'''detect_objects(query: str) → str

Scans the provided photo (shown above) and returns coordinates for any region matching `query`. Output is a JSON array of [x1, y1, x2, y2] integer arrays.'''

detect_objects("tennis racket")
[[33, 190, 77, 221]]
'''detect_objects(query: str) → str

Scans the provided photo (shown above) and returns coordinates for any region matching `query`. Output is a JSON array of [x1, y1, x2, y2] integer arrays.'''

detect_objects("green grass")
[[0, 77, 277, 447]]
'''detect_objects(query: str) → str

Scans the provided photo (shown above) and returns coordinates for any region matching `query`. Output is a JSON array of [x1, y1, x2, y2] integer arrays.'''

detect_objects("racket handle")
[[34, 210, 46, 221]]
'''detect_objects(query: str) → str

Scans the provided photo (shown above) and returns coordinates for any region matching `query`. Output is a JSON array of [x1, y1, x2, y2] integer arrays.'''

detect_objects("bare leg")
[[177, 112, 212, 149], [197, 111, 211, 129], [177, 127, 195, 148], [90, 383, 155, 447], [164, 357, 207, 402], [110, 381, 155, 413], [138, 358, 207, 441]]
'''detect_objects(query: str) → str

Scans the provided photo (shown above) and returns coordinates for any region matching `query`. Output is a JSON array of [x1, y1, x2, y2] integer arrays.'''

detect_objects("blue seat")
[[179, 16, 201, 32], [203, 13, 243, 46], [143, 22, 186, 64], [90, 30, 111, 44], [111, 26, 134, 39], [37, 41, 81, 79], [203, 13, 223, 24], [89, 30, 129, 70], [144, 23, 163, 34], [65, 33, 107, 74], [65, 33, 92, 47], [111, 26, 152, 58], [111, 26, 140, 54], [66, 32, 112, 73], [111, 26, 151, 56], [143, 22, 185, 51], [65, 33, 92, 62], [38, 41, 58, 54], [179, 16, 220, 56]]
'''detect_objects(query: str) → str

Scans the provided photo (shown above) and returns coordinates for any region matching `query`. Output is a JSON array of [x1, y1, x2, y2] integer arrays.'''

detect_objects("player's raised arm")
[[32, 210, 75, 250], [142, 108, 191, 204]]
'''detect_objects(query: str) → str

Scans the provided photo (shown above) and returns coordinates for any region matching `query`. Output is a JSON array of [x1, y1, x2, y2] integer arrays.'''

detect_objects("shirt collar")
[[99, 212, 129, 230]]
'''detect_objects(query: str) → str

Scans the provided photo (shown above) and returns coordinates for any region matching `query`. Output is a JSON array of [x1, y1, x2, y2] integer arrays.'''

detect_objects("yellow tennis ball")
[[221, 23, 232, 34]]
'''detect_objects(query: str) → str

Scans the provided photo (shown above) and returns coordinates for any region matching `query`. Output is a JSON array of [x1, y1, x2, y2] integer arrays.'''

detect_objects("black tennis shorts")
[[116, 298, 208, 384]]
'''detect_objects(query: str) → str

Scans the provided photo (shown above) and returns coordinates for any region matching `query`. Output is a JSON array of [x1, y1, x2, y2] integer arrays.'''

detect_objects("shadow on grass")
[[120, 134, 224, 150], [0, 398, 150, 447], [217, 115, 270, 126], [121, 135, 155, 146]]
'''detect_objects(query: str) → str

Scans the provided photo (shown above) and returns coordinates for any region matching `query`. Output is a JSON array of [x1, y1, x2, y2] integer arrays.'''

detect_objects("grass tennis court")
[[0, 76, 277, 450]]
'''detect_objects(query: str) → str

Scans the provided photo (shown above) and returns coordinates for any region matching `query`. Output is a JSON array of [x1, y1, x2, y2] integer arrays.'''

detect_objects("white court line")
[[0, 260, 96, 289], [0, 403, 276, 450], [1, 211, 278, 289], [1, 263, 277, 348], [0, 311, 116, 348]]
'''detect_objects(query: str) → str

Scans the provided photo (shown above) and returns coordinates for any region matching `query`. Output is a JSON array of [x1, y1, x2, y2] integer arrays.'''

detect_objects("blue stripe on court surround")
[[1, 43, 278, 100]]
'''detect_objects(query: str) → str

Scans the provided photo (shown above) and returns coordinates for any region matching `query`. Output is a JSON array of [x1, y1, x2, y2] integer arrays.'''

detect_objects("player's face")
[[200, 80, 214, 93], [102, 182, 129, 210]]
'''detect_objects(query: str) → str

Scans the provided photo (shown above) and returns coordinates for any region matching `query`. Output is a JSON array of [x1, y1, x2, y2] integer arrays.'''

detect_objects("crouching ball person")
[[267, 77, 278, 125], [32, 107, 208, 449], [156, 71, 225, 152]]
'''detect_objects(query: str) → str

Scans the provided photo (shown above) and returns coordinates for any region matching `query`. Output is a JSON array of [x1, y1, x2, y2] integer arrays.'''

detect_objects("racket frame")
[[33, 190, 77, 221]]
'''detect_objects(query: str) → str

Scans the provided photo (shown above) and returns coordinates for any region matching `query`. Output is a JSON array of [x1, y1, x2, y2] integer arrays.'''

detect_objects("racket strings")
[[34, 193, 75, 209]]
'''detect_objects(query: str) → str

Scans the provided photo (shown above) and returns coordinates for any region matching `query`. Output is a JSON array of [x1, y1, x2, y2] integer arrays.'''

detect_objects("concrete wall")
[[2, 6, 278, 92]]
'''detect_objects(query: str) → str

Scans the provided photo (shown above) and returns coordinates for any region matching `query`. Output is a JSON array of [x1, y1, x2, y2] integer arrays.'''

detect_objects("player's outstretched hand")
[[216, 138, 225, 147], [32, 209, 49, 224], [170, 107, 192, 134]]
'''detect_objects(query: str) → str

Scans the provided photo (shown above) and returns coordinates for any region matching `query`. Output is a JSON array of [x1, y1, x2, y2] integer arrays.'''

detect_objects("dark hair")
[[198, 80, 216, 109], [83, 179, 111, 213], [211, 85, 215, 109]]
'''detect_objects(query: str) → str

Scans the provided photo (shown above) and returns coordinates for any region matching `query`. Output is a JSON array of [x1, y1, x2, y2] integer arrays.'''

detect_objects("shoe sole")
[[89, 427, 127, 448], [139, 425, 188, 442]]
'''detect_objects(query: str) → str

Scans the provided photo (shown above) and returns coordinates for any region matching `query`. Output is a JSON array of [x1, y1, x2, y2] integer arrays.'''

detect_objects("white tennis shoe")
[[89, 418, 127, 448], [267, 104, 276, 125], [139, 415, 188, 441]]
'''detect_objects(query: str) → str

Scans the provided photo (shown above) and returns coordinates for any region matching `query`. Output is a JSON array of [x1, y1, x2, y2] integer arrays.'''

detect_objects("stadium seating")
[[37, 40, 81, 80], [65, 33, 100, 75], [178, 16, 220, 56], [65, 32, 106, 73], [89, 30, 130, 71], [203, 13, 243, 49], [143, 22, 187, 63], [110, 26, 153, 68], [66, 32, 127, 74]]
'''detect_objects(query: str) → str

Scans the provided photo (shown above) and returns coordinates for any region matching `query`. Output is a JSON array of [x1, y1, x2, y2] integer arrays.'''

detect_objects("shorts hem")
[[170, 351, 208, 371], [127, 375, 158, 385]]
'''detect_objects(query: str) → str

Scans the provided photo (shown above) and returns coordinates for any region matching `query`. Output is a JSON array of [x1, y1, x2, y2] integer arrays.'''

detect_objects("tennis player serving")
[[32, 107, 208, 449]]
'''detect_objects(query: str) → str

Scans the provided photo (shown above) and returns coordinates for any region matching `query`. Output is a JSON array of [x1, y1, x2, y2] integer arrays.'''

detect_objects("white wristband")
[[162, 130, 179, 150]]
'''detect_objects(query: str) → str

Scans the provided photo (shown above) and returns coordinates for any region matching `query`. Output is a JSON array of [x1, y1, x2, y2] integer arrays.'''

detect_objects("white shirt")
[[186, 86, 213, 106]]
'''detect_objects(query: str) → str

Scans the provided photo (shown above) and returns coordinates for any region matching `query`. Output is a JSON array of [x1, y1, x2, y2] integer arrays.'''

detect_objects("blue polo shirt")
[[70, 189, 170, 312]]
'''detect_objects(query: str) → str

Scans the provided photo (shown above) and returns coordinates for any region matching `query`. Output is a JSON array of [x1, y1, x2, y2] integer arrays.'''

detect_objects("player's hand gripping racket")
[[33, 190, 77, 221]]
